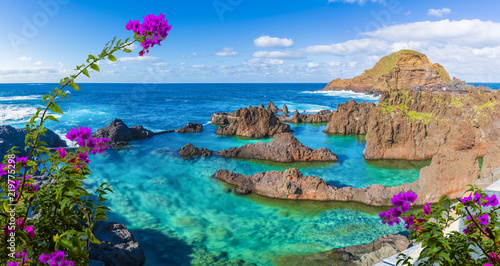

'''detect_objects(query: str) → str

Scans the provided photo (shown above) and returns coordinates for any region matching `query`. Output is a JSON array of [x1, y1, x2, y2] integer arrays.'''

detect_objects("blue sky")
[[1, 0, 500, 83]]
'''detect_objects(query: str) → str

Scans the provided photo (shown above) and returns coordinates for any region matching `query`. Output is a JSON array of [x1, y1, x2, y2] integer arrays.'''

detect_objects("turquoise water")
[[0, 83, 452, 265]]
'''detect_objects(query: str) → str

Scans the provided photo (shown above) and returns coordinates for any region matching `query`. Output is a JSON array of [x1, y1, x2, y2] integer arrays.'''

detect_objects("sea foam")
[[301, 90, 380, 101], [0, 95, 42, 101]]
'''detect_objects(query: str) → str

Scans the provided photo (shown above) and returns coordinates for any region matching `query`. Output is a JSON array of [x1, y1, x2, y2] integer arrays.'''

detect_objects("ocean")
[[1, 83, 497, 265]]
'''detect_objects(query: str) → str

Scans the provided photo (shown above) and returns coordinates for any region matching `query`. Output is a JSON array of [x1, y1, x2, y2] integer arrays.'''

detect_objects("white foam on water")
[[0, 95, 42, 101], [282, 103, 332, 113], [203, 121, 211, 126], [54, 129, 73, 147], [0, 105, 37, 124], [301, 90, 380, 101]]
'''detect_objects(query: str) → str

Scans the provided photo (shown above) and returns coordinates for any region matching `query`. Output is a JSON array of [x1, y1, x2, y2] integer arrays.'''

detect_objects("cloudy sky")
[[0, 0, 499, 83]]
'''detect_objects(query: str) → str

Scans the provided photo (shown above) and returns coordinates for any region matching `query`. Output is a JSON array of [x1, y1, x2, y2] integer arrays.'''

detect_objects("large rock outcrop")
[[215, 151, 479, 206], [90, 221, 146, 266], [179, 143, 213, 157], [94, 119, 153, 147], [175, 123, 203, 133], [215, 133, 337, 162], [324, 100, 375, 135], [280, 110, 332, 123], [210, 113, 238, 125], [320, 50, 451, 94], [277, 234, 410, 266], [0, 125, 67, 158], [215, 106, 292, 138], [476, 143, 500, 187], [363, 89, 500, 160]]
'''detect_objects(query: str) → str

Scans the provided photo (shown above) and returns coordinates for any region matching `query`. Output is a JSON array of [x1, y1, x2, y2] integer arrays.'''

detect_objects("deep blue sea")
[[1, 83, 498, 265]]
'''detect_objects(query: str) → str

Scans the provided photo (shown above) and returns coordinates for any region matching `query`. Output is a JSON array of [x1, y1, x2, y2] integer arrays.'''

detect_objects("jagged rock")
[[321, 50, 451, 94], [282, 104, 289, 115], [215, 106, 292, 138], [130, 126, 153, 139], [324, 100, 375, 135], [90, 221, 146, 266], [94, 119, 154, 147], [179, 143, 213, 157], [267, 101, 278, 113], [476, 143, 500, 187], [281, 110, 332, 123], [277, 234, 410, 266], [363, 89, 500, 160], [215, 133, 337, 162], [0, 125, 67, 158], [94, 119, 133, 146], [215, 150, 479, 206], [210, 112, 238, 125], [175, 123, 203, 133]]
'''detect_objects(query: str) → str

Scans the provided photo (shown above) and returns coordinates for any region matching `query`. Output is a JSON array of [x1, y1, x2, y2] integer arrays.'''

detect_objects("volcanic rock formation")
[[215, 106, 292, 138], [324, 100, 375, 135], [320, 50, 451, 94], [215, 150, 479, 206], [215, 133, 337, 162]]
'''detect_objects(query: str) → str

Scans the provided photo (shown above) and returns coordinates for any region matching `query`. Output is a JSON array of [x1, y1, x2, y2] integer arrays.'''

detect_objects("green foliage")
[[396, 186, 500, 265], [0, 36, 137, 265]]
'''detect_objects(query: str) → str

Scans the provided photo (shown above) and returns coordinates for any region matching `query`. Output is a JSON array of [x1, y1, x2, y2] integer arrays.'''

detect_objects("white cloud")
[[150, 62, 169, 66], [364, 19, 500, 48], [17, 56, 31, 61], [215, 47, 239, 56], [428, 8, 451, 18], [327, 0, 385, 5], [191, 65, 206, 68], [254, 36, 294, 48], [127, 43, 139, 51], [34, 61, 42, 66], [119, 56, 159, 63], [252, 51, 305, 59], [304, 38, 389, 55], [307, 62, 320, 68]]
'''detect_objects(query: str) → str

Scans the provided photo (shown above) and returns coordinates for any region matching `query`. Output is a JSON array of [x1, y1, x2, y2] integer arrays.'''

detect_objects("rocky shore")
[[215, 150, 481, 206], [94, 119, 153, 147], [215, 105, 292, 138], [277, 234, 410, 266], [0, 125, 67, 157], [215, 133, 337, 162]]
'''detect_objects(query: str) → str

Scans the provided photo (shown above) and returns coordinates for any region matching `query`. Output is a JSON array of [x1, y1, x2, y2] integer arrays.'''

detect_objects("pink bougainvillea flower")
[[423, 202, 432, 215], [56, 147, 67, 159]]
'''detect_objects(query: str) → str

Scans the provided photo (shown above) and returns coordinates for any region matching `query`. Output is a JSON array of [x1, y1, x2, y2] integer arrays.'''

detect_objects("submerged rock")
[[0, 125, 67, 158], [90, 221, 146, 266], [215, 150, 479, 206], [179, 143, 213, 157], [175, 123, 203, 133], [215, 133, 337, 162], [215, 106, 292, 138], [277, 234, 410, 266]]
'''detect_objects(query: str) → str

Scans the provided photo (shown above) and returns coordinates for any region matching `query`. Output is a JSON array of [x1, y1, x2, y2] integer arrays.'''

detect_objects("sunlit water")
[[4, 83, 496, 265]]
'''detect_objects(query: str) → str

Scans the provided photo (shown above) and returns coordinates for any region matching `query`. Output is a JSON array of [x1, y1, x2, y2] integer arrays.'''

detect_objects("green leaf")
[[69, 82, 80, 91], [45, 115, 60, 123], [42, 94, 52, 103], [59, 237, 74, 249], [108, 54, 117, 62], [123, 48, 132, 53], [82, 68, 90, 78], [49, 103, 63, 114], [90, 63, 100, 72]]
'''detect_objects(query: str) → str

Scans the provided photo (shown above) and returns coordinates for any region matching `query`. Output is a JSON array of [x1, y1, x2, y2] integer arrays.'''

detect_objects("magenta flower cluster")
[[65, 127, 109, 155], [126, 13, 172, 56], [379, 191, 418, 226], [461, 193, 499, 208], [39, 250, 73, 266], [7, 250, 29, 266]]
